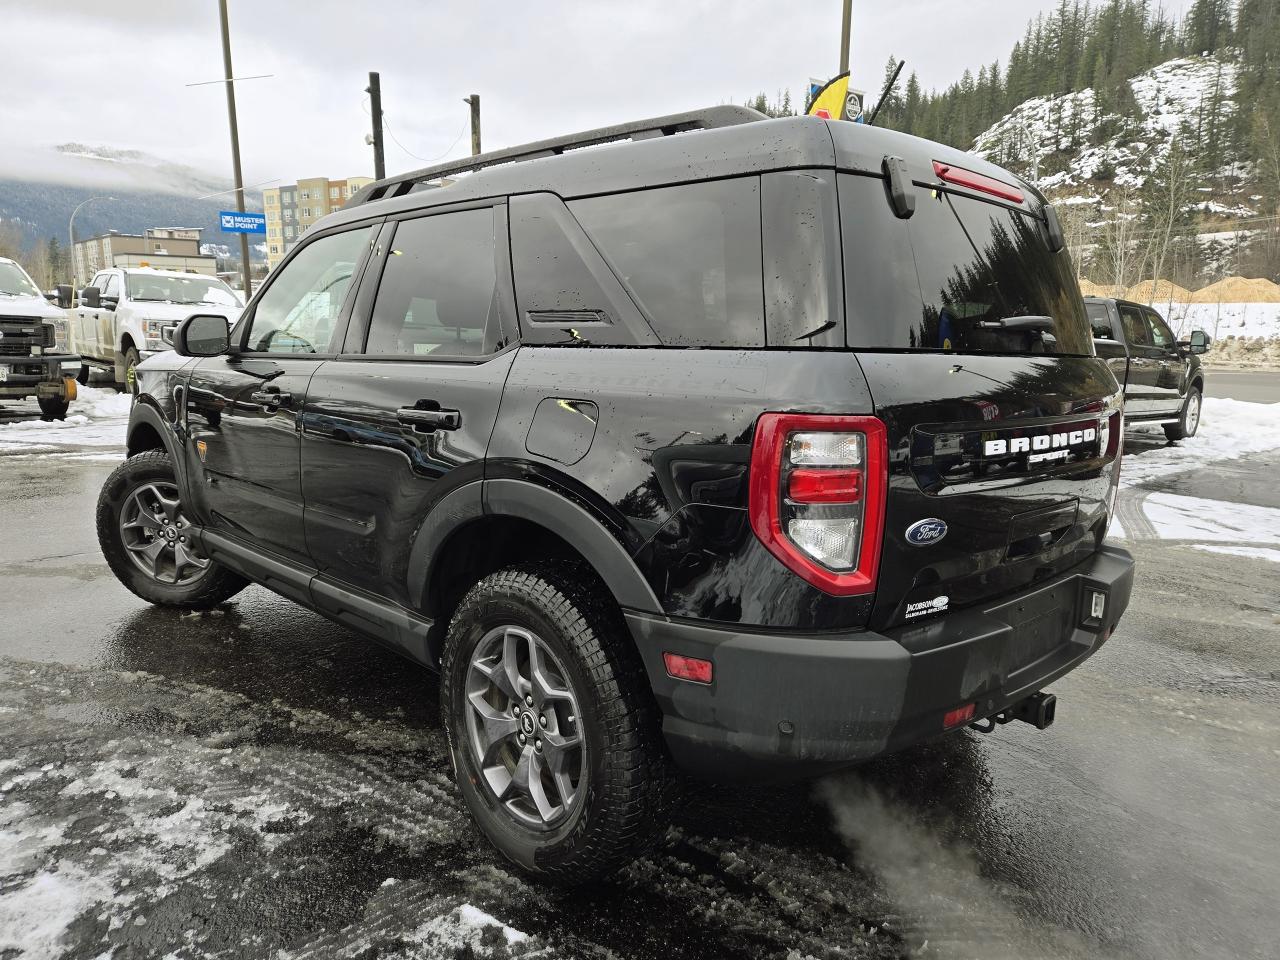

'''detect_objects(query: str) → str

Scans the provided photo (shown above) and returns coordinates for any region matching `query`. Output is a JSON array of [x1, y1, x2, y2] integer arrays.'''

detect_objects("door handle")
[[250, 387, 292, 409], [396, 406, 461, 431]]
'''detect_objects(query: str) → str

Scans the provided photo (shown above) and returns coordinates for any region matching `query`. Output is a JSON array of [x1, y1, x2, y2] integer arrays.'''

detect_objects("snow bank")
[[1121, 398, 1280, 488], [1158, 301, 1280, 341], [0, 386, 130, 456]]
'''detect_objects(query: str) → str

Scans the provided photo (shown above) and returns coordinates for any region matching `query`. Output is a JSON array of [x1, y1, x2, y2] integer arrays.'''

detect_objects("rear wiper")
[[979, 315, 1055, 332], [794, 320, 837, 341]]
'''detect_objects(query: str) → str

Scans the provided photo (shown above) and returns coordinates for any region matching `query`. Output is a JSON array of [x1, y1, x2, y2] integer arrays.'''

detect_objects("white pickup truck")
[[71, 268, 242, 388]]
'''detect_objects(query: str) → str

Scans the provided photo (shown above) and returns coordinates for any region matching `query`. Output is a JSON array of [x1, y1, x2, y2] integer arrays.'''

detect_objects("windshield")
[[840, 175, 1092, 355], [126, 273, 240, 307], [0, 261, 41, 298]]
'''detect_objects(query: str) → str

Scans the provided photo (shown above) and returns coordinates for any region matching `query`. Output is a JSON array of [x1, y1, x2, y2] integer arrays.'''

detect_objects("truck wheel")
[[38, 396, 69, 421], [96, 450, 248, 608], [118, 346, 141, 392], [440, 561, 675, 882], [1163, 386, 1201, 442]]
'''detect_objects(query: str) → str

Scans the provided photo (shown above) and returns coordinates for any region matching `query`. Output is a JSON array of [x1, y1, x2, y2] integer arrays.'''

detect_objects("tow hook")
[[969, 691, 1057, 733]]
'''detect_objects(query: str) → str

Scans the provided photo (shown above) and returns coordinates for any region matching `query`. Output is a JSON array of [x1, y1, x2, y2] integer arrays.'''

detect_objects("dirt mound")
[[1078, 279, 1125, 297], [1126, 279, 1193, 303], [1190, 277, 1280, 303]]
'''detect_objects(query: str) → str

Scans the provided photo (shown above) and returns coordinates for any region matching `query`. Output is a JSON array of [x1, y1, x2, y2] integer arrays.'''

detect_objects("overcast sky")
[[0, 0, 1191, 189]]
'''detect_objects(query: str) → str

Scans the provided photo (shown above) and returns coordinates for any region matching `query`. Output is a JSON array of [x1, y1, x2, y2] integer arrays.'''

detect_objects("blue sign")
[[219, 211, 266, 234]]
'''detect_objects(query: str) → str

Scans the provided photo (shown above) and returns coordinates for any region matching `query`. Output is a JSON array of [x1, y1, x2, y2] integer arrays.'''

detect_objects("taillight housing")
[[748, 413, 887, 596]]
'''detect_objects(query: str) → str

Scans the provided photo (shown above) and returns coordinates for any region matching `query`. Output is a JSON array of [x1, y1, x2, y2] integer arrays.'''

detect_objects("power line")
[[361, 94, 469, 165]]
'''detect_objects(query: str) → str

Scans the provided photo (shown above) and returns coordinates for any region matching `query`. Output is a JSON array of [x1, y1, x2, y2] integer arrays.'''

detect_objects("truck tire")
[[97, 450, 248, 608], [118, 346, 141, 392], [76, 363, 91, 386], [38, 396, 69, 421], [1163, 385, 1201, 442], [440, 561, 675, 882]]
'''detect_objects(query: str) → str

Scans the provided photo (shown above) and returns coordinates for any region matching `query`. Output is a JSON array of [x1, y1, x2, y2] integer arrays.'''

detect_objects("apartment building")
[[262, 175, 373, 270], [72, 227, 216, 284]]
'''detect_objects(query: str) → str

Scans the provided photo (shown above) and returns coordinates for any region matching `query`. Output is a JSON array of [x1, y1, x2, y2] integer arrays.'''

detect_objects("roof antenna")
[[866, 59, 906, 127]]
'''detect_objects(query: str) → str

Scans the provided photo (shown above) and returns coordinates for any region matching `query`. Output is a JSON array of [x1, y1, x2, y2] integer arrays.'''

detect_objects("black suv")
[[97, 107, 1134, 880]]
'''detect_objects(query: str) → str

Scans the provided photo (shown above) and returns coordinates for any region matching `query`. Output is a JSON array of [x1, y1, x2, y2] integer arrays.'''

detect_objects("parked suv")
[[97, 107, 1134, 880], [70, 267, 242, 389]]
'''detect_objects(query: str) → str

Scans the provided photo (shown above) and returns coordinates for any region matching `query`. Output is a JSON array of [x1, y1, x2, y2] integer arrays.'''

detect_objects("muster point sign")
[[219, 211, 267, 234]]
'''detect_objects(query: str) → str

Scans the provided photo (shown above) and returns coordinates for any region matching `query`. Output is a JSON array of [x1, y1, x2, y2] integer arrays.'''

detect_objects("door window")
[[1144, 309, 1176, 349], [364, 208, 499, 357], [1085, 302, 1115, 339], [1118, 305, 1151, 346], [101, 274, 120, 299], [246, 226, 373, 354]]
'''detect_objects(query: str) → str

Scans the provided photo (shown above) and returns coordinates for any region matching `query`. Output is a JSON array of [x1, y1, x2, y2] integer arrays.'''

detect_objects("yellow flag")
[[807, 73, 865, 122]]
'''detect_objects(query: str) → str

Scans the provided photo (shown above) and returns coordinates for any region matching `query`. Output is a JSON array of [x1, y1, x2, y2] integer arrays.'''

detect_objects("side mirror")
[[173, 314, 230, 357], [1189, 329, 1210, 354], [56, 284, 73, 309], [101, 295, 119, 312], [44, 290, 59, 304], [81, 286, 101, 309]]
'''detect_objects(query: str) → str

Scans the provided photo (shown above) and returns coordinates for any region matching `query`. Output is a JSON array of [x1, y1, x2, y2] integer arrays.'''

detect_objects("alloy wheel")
[[1186, 392, 1200, 434], [118, 481, 210, 585], [464, 624, 586, 829]]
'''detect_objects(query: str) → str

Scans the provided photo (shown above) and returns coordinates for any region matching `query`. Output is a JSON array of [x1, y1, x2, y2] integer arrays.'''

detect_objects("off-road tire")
[[97, 450, 248, 608], [38, 396, 69, 421], [441, 561, 676, 882], [1163, 385, 1201, 442]]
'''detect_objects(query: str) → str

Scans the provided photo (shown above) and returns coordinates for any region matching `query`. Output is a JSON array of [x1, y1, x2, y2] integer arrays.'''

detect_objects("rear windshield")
[[840, 174, 1091, 355]]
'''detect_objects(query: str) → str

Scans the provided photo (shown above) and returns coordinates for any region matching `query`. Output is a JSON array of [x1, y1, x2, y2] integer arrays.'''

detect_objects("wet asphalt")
[[1, 393, 1278, 959]]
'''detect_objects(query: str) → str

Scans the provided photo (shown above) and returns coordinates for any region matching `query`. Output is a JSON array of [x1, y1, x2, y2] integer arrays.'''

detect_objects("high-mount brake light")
[[932, 160, 1025, 204], [748, 414, 887, 596]]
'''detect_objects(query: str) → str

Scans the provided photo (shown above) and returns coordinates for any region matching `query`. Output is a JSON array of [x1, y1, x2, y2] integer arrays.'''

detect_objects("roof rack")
[[347, 105, 767, 206]]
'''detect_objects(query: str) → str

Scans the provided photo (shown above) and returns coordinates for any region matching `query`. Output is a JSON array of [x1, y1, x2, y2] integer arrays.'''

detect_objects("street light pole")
[[68, 195, 116, 292], [838, 0, 852, 74], [218, 0, 253, 298]]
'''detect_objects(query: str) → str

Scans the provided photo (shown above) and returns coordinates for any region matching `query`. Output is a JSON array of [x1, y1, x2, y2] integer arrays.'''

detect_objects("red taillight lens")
[[943, 703, 976, 729], [932, 160, 1025, 204], [748, 413, 887, 596], [787, 468, 862, 504], [663, 652, 713, 684]]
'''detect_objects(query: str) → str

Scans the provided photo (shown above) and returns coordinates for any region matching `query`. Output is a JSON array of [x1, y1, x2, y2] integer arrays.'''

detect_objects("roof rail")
[[347, 105, 767, 206]]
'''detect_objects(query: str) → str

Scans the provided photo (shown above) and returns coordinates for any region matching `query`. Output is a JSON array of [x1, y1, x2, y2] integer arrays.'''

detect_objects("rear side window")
[[365, 209, 499, 357], [1086, 302, 1115, 339], [839, 174, 1092, 355], [570, 179, 764, 347]]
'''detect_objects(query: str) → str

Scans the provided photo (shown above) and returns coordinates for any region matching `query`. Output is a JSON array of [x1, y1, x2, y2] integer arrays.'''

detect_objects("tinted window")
[[365, 209, 498, 357], [762, 170, 842, 347], [570, 179, 763, 347], [1086, 302, 1115, 339], [840, 174, 1092, 354], [1118, 304, 1150, 346], [1145, 309, 1176, 348], [247, 226, 372, 354]]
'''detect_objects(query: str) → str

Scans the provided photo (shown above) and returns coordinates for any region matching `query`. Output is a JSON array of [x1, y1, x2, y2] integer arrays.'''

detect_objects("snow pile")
[[0, 385, 130, 458], [1120, 398, 1280, 488], [1140, 492, 1280, 543], [404, 903, 533, 956], [1158, 301, 1280, 341]]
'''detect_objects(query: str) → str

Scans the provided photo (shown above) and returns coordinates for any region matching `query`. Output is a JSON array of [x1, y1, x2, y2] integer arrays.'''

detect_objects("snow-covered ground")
[[1119, 397, 1280, 488], [1158, 301, 1280, 341], [0, 386, 130, 460]]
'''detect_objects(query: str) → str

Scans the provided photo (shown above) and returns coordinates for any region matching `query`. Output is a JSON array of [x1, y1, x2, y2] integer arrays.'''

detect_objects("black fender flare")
[[126, 399, 181, 460], [483, 478, 663, 614]]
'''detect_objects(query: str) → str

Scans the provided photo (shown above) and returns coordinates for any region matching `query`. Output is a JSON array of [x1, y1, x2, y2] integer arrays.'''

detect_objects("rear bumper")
[[626, 543, 1134, 781]]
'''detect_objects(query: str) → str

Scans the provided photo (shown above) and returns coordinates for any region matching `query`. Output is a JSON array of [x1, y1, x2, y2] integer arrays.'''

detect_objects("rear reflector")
[[943, 703, 976, 729], [787, 468, 862, 503], [932, 160, 1025, 204], [663, 652, 713, 684]]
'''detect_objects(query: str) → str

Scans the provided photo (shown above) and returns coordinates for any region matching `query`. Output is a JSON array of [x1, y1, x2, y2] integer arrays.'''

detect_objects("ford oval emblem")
[[905, 518, 948, 546]]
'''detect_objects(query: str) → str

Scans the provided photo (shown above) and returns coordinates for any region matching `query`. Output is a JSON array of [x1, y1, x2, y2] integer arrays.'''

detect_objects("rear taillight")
[[748, 413, 887, 596]]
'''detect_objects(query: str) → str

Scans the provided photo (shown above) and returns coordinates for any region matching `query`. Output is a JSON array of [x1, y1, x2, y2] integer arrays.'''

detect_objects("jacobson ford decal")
[[984, 426, 1097, 465]]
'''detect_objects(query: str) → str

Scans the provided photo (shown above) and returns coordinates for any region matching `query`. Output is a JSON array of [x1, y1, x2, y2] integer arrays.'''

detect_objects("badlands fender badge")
[[905, 518, 948, 546]]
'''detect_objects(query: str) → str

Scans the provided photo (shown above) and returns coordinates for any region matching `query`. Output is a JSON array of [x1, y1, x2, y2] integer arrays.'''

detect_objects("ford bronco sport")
[[97, 107, 1134, 880]]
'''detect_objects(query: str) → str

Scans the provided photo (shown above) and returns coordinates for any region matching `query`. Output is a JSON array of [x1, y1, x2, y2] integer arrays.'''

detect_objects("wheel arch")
[[126, 400, 179, 459], [414, 478, 663, 658]]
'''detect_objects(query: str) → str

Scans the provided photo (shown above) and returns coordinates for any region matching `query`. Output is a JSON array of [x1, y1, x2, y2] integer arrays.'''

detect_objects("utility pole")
[[367, 71, 386, 180], [465, 94, 481, 156], [838, 0, 852, 74], [218, 0, 253, 298]]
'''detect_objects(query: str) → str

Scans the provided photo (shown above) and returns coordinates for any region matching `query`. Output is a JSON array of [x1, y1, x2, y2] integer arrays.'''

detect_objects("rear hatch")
[[836, 167, 1122, 632]]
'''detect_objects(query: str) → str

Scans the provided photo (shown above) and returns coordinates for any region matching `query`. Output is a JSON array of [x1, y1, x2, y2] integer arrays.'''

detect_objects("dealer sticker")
[[905, 595, 950, 619]]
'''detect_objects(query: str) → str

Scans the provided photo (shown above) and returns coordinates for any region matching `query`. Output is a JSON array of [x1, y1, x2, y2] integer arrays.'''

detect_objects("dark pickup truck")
[[1085, 296, 1210, 441]]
